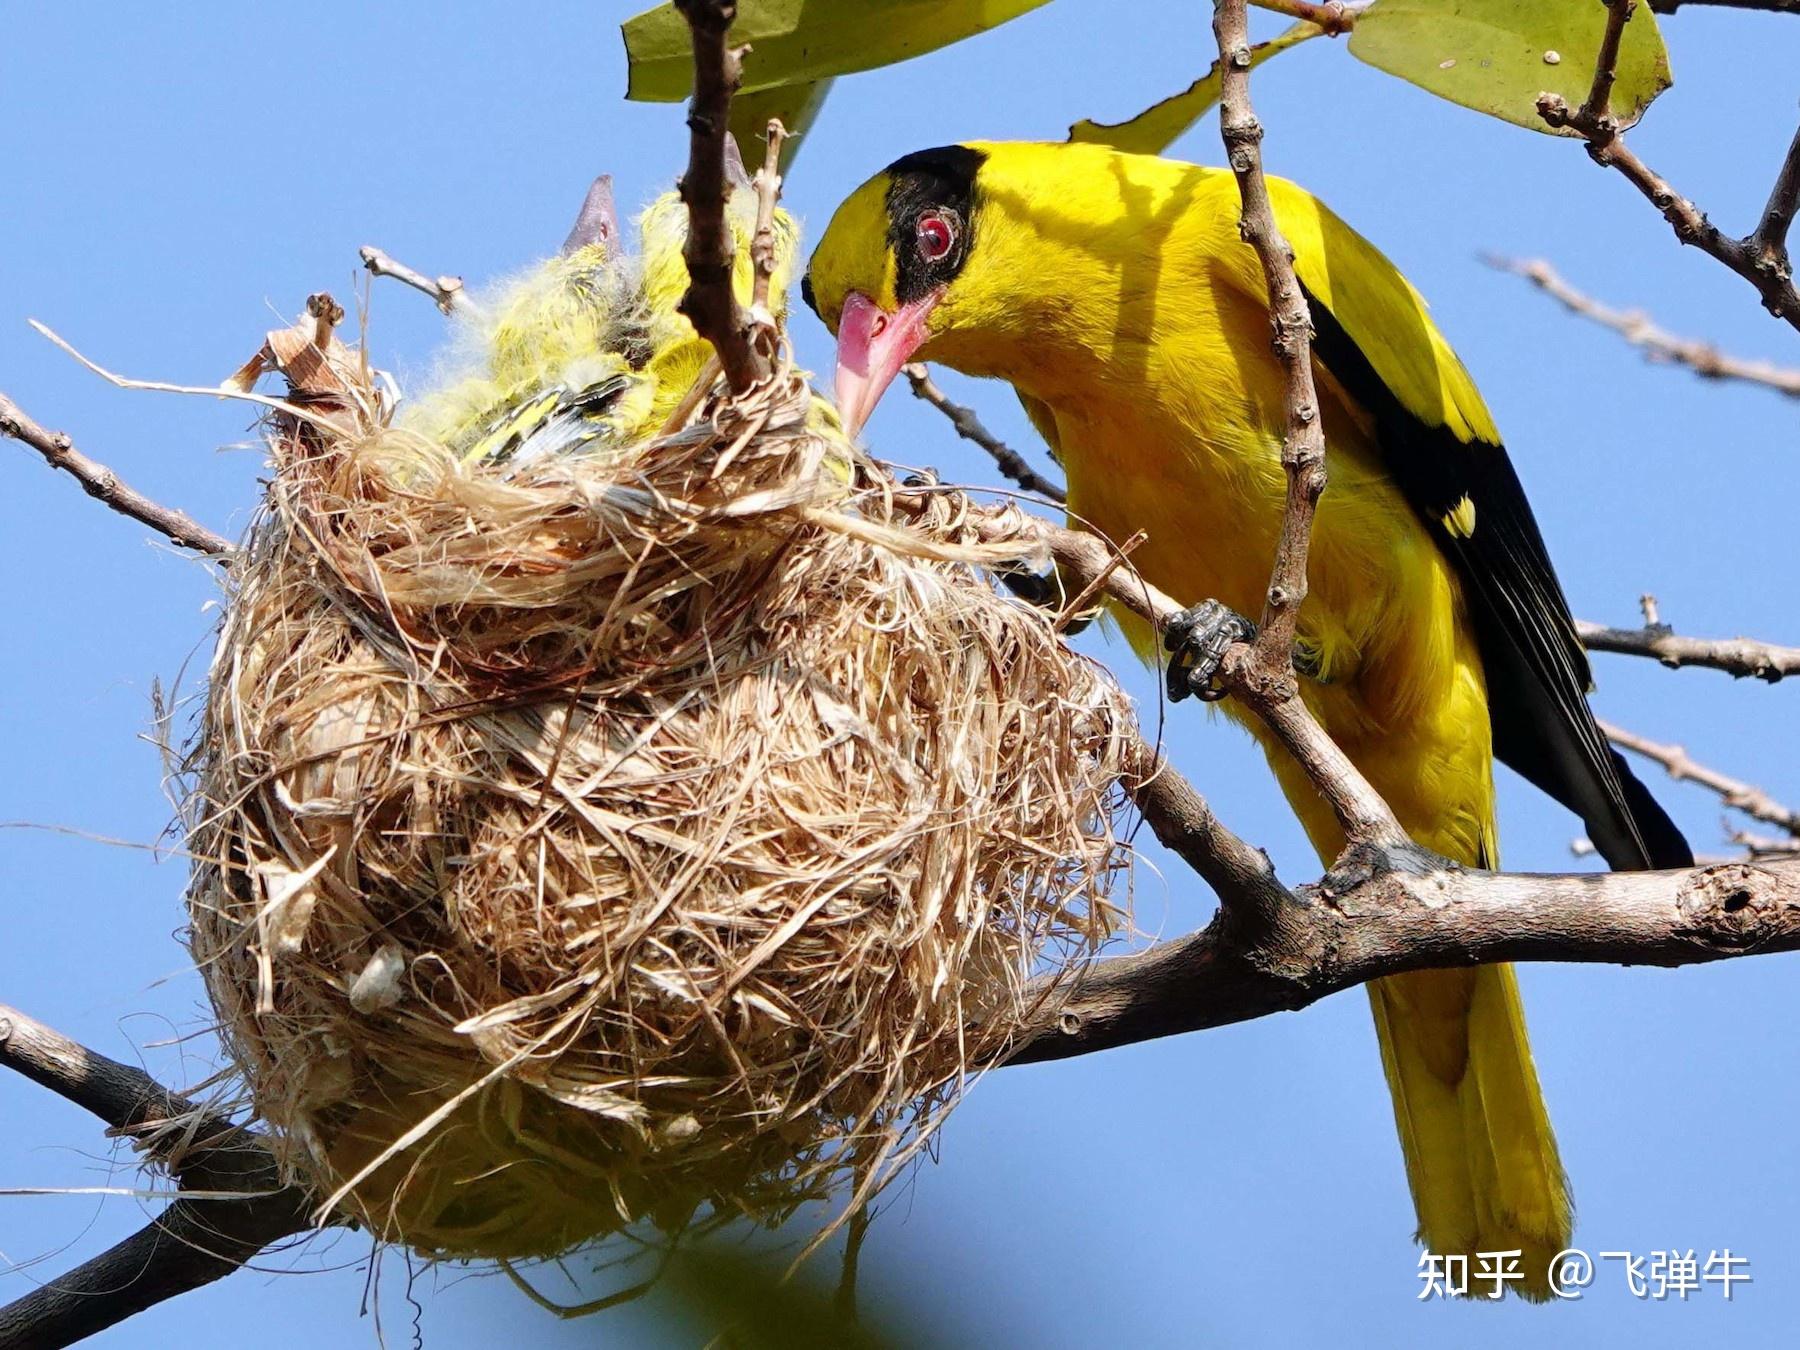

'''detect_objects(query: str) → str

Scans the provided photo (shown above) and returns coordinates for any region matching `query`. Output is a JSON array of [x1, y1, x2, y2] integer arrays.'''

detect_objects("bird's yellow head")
[[806, 140, 1178, 435], [803, 144, 1006, 435]]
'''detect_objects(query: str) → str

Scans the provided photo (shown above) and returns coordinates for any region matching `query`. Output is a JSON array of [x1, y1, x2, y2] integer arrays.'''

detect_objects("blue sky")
[[2, 3, 1797, 1346]]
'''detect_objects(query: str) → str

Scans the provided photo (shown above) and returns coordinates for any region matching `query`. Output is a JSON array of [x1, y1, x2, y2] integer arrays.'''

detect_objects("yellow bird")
[[802, 141, 1691, 1297]]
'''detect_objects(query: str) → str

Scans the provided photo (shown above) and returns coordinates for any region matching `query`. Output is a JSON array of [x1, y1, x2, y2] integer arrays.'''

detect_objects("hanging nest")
[[182, 296, 1133, 1263]]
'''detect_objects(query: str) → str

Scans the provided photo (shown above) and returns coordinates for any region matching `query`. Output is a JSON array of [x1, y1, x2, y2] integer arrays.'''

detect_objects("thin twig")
[[1729, 825, 1800, 857], [1602, 720, 1800, 835], [673, 0, 766, 393], [1579, 0, 1639, 126], [1577, 617, 1800, 681], [1752, 118, 1800, 277], [1490, 256, 1800, 396], [902, 364, 1068, 502], [358, 246, 471, 316], [749, 118, 788, 313], [0, 393, 233, 556], [1538, 2, 1800, 327], [1248, 0, 1359, 33]]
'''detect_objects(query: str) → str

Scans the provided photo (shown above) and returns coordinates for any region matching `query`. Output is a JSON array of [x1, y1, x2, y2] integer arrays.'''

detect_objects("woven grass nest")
[[182, 299, 1134, 1263]]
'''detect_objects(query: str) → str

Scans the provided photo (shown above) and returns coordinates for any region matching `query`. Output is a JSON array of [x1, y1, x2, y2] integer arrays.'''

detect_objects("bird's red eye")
[[917, 212, 955, 262]]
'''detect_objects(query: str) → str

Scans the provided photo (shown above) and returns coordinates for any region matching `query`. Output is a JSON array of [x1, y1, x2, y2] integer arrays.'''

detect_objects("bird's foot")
[[1164, 599, 1258, 703]]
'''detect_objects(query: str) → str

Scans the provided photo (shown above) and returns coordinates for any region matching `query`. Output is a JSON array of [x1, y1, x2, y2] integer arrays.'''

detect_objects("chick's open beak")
[[833, 290, 938, 437]]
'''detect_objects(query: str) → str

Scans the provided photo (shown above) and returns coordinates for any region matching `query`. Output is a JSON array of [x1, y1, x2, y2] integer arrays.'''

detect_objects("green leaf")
[[729, 78, 835, 171], [622, 0, 1052, 102], [1347, 0, 1672, 134], [1068, 21, 1321, 154]]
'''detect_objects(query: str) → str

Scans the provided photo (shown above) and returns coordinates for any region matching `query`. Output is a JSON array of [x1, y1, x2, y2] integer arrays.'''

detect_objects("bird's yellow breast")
[[917, 146, 1495, 861]]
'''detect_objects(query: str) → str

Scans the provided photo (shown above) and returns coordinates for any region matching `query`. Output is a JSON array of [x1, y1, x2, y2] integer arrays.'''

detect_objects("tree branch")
[[1490, 256, 1800, 397], [1215, 0, 1329, 669], [1602, 720, 1800, 835], [0, 1005, 218, 1151], [673, 0, 767, 394], [358, 245, 470, 316], [1579, 0, 1638, 127], [0, 1188, 317, 1350], [748, 118, 788, 312], [1010, 855, 1800, 1062], [0, 1005, 329, 1350], [1578, 617, 1800, 681], [1201, 0, 1407, 853], [0, 394, 234, 557], [1248, 0, 1359, 34], [1753, 117, 1800, 278], [903, 364, 1068, 503], [1538, 2, 1800, 328]]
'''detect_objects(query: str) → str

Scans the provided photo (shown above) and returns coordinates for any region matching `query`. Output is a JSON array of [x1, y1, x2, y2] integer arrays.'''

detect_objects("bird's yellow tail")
[[1367, 965, 1571, 1300]]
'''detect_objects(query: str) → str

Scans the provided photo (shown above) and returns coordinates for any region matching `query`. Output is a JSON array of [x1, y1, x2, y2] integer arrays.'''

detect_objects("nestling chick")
[[405, 154, 805, 471]]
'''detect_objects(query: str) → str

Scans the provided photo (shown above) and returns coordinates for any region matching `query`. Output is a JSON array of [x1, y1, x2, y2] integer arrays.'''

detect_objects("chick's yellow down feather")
[[804, 141, 1691, 1297], [403, 172, 808, 470]]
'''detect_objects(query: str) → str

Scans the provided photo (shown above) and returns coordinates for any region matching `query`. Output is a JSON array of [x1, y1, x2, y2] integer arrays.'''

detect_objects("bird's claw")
[[1164, 599, 1257, 703]]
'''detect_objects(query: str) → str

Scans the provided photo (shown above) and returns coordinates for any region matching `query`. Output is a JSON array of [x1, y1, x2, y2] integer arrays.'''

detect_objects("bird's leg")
[[1163, 599, 1259, 703]]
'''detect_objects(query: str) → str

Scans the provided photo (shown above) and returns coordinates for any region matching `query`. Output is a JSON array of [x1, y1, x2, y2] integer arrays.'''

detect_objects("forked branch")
[[0, 1005, 330, 1350], [1539, 1, 1800, 328], [1011, 854, 1800, 1061]]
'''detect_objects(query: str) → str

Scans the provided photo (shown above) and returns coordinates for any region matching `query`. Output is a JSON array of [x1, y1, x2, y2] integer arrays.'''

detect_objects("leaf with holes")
[[1348, 0, 1671, 134]]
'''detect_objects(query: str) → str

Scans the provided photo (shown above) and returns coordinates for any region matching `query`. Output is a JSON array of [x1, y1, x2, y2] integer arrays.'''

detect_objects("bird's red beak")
[[833, 290, 938, 437]]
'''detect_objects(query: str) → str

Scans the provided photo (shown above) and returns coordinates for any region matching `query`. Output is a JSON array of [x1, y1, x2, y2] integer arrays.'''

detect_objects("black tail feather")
[[1610, 748, 1694, 869]]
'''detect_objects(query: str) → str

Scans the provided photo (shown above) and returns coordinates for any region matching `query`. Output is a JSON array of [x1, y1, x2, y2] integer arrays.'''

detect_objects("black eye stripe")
[[883, 144, 986, 305]]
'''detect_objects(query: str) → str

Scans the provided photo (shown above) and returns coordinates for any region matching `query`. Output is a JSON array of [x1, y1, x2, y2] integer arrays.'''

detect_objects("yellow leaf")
[[1069, 21, 1321, 154], [728, 78, 834, 171]]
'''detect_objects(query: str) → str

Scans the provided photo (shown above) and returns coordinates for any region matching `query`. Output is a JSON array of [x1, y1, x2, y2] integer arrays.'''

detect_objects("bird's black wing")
[[1300, 281, 1691, 871]]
